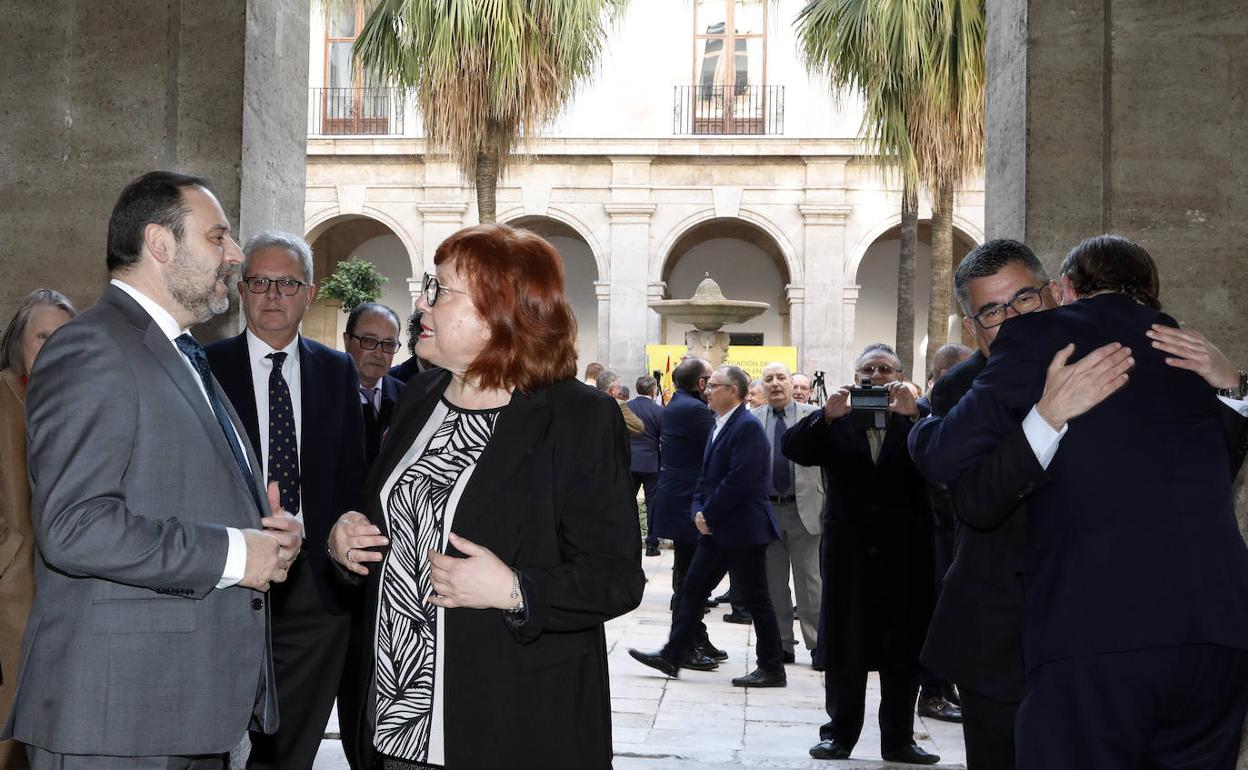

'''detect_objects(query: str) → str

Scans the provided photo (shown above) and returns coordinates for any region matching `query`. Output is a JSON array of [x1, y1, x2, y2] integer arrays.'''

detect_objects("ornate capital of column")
[[798, 204, 853, 224]]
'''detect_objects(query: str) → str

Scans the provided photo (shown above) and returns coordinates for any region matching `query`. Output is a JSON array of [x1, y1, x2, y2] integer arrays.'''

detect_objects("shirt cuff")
[[1023, 405, 1068, 470], [216, 527, 247, 589], [1218, 395, 1248, 418]]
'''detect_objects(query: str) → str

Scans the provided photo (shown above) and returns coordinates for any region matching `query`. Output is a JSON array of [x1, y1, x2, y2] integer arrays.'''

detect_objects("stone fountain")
[[648, 274, 769, 367]]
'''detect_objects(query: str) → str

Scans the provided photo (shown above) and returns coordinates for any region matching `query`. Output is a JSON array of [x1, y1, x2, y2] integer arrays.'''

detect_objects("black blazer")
[[783, 408, 934, 674], [347, 369, 645, 769], [692, 406, 780, 548], [361, 373, 404, 465], [626, 395, 663, 474], [206, 333, 367, 615], [912, 352, 1047, 702], [651, 390, 715, 544], [910, 294, 1248, 671]]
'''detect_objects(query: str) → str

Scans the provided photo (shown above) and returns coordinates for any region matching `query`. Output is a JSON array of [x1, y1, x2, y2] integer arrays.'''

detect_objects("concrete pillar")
[[986, 0, 1247, 366], [415, 202, 468, 274], [797, 203, 852, 377], [594, 281, 611, 368], [0, 0, 310, 340], [785, 285, 805, 357], [604, 156, 656, 374], [646, 281, 667, 345]]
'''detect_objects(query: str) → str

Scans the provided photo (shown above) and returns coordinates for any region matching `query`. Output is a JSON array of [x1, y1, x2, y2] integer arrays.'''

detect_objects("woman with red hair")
[[329, 224, 645, 770]]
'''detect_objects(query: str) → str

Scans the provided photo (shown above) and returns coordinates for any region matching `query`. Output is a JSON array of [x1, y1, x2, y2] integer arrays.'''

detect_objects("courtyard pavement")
[[313, 547, 966, 769]]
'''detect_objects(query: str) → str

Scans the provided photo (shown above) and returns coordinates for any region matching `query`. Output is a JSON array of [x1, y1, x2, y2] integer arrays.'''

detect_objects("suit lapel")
[[298, 337, 328, 466], [215, 334, 261, 458], [704, 405, 744, 465], [449, 388, 550, 550]]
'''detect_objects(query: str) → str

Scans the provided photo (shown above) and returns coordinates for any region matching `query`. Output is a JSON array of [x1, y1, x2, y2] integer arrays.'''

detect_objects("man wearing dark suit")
[[630, 365, 786, 687], [343, 302, 406, 465], [649, 357, 724, 664], [784, 343, 939, 765], [389, 309, 434, 384], [910, 235, 1248, 769], [629, 374, 664, 556], [206, 231, 366, 770], [5, 171, 297, 769]]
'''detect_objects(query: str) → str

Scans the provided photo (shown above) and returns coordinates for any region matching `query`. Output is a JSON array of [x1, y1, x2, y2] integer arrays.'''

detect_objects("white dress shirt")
[[109, 279, 247, 588], [711, 403, 742, 444], [1024, 395, 1248, 470], [245, 330, 304, 520]]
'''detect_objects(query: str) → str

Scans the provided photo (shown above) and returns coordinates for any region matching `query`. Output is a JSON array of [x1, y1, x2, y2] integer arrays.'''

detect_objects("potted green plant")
[[319, 256, 388, 313]]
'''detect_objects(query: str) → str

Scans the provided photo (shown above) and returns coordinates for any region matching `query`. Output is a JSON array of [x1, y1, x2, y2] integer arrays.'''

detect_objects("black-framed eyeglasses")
[[241, 276, 309, 296], [346, 334, 400, 354], [973, 284, 1048, 329], [421, 273, 470, 306]]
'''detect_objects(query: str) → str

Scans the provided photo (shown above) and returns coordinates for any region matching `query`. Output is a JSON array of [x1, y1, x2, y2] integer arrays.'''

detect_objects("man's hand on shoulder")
[[1035, 342, 1133, 430]]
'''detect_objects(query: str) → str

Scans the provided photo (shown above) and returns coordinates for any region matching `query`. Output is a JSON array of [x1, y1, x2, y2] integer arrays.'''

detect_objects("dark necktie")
[[174, 334, 262, 513], [772, 407, 792, 495], [360, 385, 381, 463], [267, 352, 300, 514]]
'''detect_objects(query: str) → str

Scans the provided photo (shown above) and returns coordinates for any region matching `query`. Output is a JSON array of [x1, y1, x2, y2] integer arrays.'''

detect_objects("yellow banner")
[[644, 345, 799, 400]]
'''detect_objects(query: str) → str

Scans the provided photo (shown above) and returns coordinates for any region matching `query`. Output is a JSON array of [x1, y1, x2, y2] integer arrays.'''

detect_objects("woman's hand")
[[328, 511, 388, 576], [427, 533, 516, 610], [1147, 323, 1239, 389]]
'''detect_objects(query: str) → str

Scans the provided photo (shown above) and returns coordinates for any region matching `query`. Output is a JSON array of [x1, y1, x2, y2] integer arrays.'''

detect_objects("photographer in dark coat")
[[783, 343, 938, 765]]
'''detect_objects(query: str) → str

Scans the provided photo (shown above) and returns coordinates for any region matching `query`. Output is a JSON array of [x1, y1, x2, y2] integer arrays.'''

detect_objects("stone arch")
[[652, 209, 802, 286], [304, 205, 421, 279], [498, 206, 608, 281], [847, 212, 983, 281]]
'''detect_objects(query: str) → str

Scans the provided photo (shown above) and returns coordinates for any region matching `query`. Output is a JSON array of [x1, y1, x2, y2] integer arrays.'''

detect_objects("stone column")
[[785, 285, 805, 357], [840, 284, 861, 383], [646, 281, 667, 345], [594, 281, 611, 367], [415, 202, 468, 275], [603, 202, 655, 372], [797, 203, 852, 378], [0, 0, 310, 340]]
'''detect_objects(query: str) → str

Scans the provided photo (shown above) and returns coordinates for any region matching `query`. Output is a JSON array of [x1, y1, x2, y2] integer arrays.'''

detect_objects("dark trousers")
[[1016, 645, 1248, 770], [248, 558, 352, 770], [670, 539, 710, 650], [337, 598, 372, 770], [632, 472, 659, 547], [662, 538, 783, 671], [920, 519, 956, 700], [960, 688, 1017, 770], [821, 667, 919, 752]]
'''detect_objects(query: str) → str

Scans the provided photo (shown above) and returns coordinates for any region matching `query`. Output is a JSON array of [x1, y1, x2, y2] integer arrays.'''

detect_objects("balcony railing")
[[673, 85, 784, 136], [309, 87, 404, 136]]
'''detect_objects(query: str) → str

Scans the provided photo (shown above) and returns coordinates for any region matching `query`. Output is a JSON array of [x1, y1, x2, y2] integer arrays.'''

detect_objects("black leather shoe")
[[808, 739, 851, 760], [917, 695, 963, 723], [695, 640, 729, 662], [711, 591, 731, 605], [812, 662, 826, 672], [645, 544, 661, 557], [628, 649, 679, 678], [782, 650, 796, 664], [722, 611, 753, 625], [880, 743, 940, 765], [731, 667, 786, 687], [678, 652, 719, 671]]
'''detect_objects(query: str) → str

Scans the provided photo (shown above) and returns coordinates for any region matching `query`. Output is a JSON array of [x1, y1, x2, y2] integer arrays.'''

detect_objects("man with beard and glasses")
[[4, 171, 299, 770]]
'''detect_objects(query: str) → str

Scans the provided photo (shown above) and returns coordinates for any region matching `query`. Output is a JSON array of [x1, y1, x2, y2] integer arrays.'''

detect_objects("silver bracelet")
[[505, 569, 526, 614]]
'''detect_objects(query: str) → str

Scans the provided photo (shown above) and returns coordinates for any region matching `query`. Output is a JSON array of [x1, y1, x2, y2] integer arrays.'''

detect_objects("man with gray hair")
[[596, 369, 645, 435], [207, 231, 367, 770], [630, 365, 786, 688], [752, 362, 824, 665]]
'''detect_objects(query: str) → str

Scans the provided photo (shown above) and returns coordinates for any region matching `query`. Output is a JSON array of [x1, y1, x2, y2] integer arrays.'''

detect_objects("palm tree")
[[351, 0, 627, 223], [796, 0, 984, 379]]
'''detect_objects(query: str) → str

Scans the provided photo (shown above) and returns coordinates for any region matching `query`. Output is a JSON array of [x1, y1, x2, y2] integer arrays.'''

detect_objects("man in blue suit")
[[910, 235, 1248, 770], [629, 374, 664, 556], [630, 364, 786, 687], [206, 231, 367, 770]]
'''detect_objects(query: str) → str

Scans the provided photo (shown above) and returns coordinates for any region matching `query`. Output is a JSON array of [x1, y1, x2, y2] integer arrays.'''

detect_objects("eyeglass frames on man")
[[856, 363, 897, 377], [973, 284, 1049, 329], [421, 273, 470, 306], [346, 334, 400, 354], [240, 276, 309, 296]]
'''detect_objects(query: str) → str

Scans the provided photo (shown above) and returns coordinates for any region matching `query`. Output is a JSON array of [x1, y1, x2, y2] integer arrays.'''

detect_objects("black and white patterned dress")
[[374, 399, 500, 766]]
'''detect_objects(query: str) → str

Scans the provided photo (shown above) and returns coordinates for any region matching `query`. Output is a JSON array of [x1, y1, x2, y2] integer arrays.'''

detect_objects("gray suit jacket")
[[3, 285, 277, 756], [751, 400, 826, 535]]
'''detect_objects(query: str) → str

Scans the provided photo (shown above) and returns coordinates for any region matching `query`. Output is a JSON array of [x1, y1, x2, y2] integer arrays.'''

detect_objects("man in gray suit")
[[4, 171, 300, 770], [752, 362, 825, 663]]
